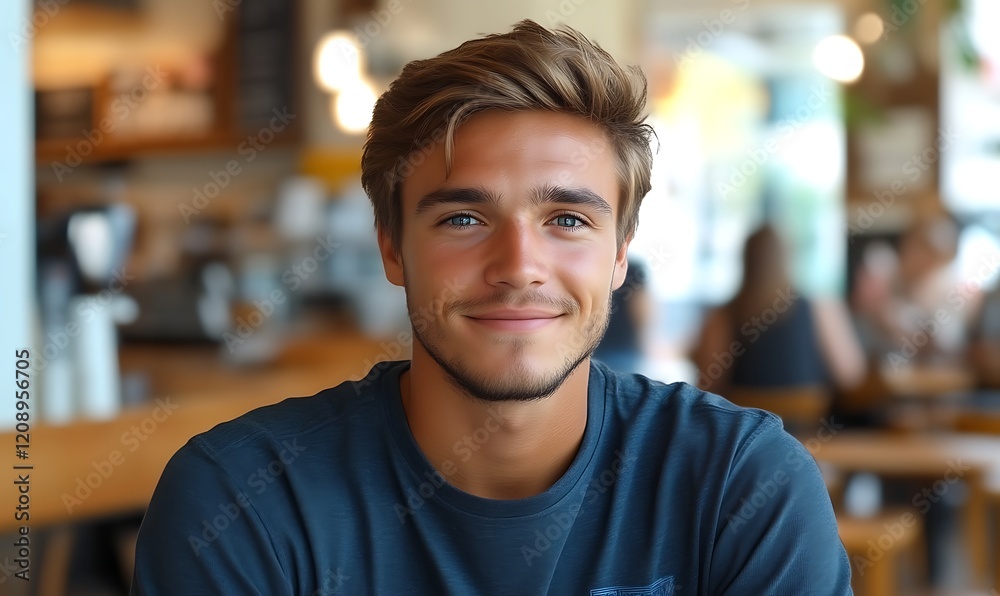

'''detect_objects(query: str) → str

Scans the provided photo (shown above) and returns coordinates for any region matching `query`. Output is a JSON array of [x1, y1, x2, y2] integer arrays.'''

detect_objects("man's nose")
[[483, 221, 549, 290]]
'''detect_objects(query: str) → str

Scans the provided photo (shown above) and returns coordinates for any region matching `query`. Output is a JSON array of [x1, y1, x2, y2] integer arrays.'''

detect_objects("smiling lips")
[[465, 309, 563, 332]]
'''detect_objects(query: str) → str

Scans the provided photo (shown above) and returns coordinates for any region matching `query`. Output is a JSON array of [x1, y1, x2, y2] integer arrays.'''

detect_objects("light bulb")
[[813, 35, 865, 83], [314, 31, 363, 93]]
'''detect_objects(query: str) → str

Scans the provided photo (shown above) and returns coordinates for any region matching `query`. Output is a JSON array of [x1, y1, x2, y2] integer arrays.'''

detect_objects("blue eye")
[[554, 215, 580, 227], [445, 214, 480, 228]]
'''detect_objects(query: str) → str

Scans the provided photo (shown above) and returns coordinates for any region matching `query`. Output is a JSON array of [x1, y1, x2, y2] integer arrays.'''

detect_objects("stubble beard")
[[407, 288, 614, 403]]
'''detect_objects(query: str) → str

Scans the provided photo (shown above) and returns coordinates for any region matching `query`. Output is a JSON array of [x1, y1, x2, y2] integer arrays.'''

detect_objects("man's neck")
[[398, 353, 591, 500]]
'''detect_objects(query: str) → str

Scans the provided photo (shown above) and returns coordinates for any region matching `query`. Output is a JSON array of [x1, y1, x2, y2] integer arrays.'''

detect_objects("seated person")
[[970, 283, 1000, 387], [593, 257, 652, 373], [692, 225, 866, 395], [849, 239, 900, 357], [132, 21, 851, 595], [856, 214, 980, 366]]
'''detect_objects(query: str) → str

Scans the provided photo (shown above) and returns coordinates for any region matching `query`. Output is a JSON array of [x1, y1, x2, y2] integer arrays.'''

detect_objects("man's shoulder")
[[187, 360, 407, 461], [602, 364, 781, 438], [598, 364, 792, 476]]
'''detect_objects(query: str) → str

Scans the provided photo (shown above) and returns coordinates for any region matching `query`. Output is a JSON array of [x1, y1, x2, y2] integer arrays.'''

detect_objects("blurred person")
[[860, 214, 981, 367], [970, 282, 1000, 387], [850, 240, 901, 357], [692, 225, 866, 395], [132, 21, 850, 595], [592, 256, 653, 373]]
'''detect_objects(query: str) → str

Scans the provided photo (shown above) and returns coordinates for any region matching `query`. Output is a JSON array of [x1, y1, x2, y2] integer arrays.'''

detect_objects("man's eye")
[[446, 214, 480, 227], [553, 215, 584, 228]]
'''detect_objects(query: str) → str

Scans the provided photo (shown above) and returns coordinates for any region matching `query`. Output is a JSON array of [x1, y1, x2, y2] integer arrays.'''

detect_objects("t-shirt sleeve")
[[130, 437, 291, 595], [708, 422, 852, 595]]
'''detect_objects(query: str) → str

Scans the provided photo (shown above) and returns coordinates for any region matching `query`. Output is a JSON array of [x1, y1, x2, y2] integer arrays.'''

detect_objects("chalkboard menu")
[[237, 0, 297, 134]]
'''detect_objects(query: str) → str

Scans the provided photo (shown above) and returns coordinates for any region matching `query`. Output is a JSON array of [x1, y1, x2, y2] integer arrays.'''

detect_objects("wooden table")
[[880, 365, 978, 399], [844, 363, 988, 431], [811, 430, 1000, 590], [837, 363, 978, 421], [0, 327, 392, 533]]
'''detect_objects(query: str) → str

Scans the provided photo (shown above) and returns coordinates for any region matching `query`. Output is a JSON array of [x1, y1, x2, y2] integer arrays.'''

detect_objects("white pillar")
[[0, 0, 37, 430]]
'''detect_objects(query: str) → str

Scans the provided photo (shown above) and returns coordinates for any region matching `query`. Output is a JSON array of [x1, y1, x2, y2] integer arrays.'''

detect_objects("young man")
[[132, 20, 851, 595]]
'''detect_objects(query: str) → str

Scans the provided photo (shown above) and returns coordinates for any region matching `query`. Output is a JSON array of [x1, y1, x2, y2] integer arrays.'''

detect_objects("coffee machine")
[[37, 203, 136, 423]]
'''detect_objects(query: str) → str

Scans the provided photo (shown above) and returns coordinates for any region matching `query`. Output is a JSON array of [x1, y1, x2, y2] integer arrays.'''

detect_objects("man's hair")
[[361, 19, 655, 253]]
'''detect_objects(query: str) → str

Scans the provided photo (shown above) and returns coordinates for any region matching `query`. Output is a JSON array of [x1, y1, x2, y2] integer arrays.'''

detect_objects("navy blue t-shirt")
[[131, 360, 851, 595]]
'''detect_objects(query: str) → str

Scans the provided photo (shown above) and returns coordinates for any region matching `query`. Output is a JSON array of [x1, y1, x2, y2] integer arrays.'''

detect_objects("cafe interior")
[[2, 0, 1000, 593]]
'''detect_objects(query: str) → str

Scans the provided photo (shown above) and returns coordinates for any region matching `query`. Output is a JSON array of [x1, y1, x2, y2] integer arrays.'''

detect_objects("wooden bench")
[[838, 508, 925, 595]]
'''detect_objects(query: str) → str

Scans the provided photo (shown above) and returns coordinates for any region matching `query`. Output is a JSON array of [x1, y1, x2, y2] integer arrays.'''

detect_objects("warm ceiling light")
[[813, 35, 865, 83], [314, 31, 362, 93], [333, 79, 377, 134], [854, 13, 885, 45]]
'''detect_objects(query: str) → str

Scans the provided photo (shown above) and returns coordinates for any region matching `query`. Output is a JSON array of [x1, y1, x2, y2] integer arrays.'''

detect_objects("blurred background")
[[1, 0, 999, 593]]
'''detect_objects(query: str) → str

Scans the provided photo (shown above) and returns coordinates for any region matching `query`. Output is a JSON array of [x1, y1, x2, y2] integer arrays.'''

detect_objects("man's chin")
[[428, 349, 586, 403], [446, 371, 569, 403]]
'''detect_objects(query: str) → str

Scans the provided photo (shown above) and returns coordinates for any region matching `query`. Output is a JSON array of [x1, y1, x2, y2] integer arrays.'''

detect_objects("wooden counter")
[[0, 328, 396, 533], [812, 430, 1000, 589]]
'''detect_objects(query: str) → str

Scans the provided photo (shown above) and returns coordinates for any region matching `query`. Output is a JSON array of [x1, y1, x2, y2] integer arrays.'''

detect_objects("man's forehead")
[[399, 110, 616, 204], [451, 110, 612, 153]]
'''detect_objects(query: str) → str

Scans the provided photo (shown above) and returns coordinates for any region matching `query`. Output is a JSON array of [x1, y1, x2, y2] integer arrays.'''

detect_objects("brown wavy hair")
[[730, 225, 794, 323], [361, 19, 655, 254]]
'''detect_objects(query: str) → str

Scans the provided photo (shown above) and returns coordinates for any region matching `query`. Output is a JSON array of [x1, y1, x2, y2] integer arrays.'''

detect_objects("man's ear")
[[377, 226, 405, 287], [611, 235, 632, 291]]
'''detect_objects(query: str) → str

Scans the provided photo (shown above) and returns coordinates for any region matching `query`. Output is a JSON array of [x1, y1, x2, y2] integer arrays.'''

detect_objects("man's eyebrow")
[[413, 185, 613, 217], [414, 187, 503, 215], [532, 185, 613, 217]]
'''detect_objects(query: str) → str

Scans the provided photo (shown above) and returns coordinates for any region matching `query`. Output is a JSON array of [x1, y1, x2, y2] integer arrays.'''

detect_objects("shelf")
[[35, 129, 298, 165], [36, 131, 233, 164], [33, 0, 301, 168]]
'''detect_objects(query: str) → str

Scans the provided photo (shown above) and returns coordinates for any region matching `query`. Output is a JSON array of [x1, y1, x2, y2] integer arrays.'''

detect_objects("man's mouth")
[[464, 308, 563, 332]]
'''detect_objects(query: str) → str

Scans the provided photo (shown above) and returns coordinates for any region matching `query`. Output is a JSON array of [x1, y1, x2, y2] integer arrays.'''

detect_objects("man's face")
[[379, 110, 630, 402]]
